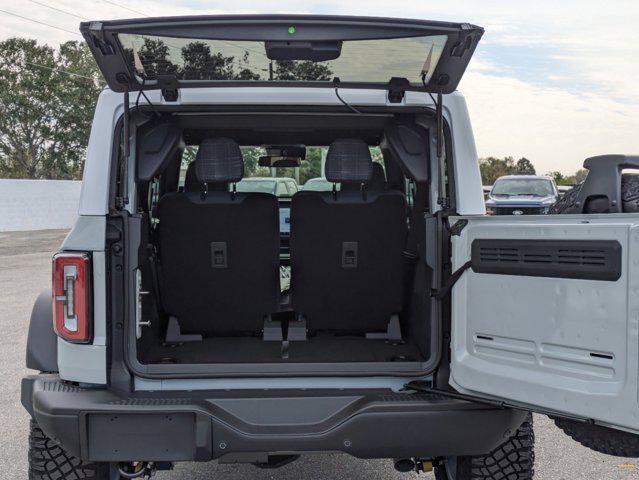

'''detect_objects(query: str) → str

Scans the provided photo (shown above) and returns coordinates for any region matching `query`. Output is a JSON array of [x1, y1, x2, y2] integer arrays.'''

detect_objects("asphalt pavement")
[[1, 229, 637, 479]]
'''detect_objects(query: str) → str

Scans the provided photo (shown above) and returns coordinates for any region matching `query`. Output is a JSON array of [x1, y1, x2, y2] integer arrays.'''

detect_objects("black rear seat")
[[290, 139, 407, 334], [158, 138, 280, 336]]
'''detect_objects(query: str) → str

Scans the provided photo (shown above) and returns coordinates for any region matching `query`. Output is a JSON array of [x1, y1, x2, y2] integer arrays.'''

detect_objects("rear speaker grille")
[[479, 247, 519, 263], [479, 247, 608, 267], [557, 249, 607, 266]]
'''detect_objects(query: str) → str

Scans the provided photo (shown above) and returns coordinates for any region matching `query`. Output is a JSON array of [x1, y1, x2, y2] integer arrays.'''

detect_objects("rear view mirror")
[[266, 145, 306, 159], [265, 41, 342, 62], [259, 156, 301, 168]]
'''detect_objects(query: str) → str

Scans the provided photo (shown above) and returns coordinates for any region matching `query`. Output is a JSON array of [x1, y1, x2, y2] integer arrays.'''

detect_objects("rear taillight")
[[52, 252, 92, 343]]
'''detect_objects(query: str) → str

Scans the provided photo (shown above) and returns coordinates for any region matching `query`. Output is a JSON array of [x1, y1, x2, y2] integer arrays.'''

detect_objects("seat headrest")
[[325, 139, 373, 184], [195, 138, 244, 184]]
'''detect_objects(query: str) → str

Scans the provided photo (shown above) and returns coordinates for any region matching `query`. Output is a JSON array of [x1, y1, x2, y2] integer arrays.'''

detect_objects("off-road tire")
[[434, 414, 534, 480], [550, 173, 639, 214], [553, 418, 639, 457], [29, 419, 110, 479]]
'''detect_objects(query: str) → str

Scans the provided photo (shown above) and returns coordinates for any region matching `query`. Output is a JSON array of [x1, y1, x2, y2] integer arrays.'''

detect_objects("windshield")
[[491, 178, 555, 197], [119, 34, 447, 85], [235, 179, 277, 194], [302, 178, 339, 192]]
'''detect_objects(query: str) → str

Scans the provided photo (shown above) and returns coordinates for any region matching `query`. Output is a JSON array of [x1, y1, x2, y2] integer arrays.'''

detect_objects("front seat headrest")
[[325, 139, 373, 184], [195, 138, 244, 184]]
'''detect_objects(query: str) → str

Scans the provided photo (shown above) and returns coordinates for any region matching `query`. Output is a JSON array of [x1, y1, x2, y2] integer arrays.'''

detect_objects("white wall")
[[0, 179, 81, 232]]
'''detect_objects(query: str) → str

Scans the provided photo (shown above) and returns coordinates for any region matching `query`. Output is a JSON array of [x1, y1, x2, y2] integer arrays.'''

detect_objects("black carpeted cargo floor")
[[140, 334, 423, 365]]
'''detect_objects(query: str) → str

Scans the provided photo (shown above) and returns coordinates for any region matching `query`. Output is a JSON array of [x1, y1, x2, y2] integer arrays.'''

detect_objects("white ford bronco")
[[21, 14, 639, 480]]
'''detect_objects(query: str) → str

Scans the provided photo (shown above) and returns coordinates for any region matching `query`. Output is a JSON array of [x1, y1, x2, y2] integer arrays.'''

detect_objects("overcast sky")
[[1, 0, 638, 174]]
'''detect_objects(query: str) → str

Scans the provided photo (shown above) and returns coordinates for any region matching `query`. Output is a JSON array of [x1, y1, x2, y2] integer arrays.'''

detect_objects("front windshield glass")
[[491, 178, 554, 197], [303, 178, 339, 192], [235, 179, 277, 194]]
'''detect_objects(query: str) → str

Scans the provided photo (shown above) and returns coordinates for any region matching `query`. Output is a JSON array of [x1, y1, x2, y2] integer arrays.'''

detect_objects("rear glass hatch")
[[80, 14, 483, 95]]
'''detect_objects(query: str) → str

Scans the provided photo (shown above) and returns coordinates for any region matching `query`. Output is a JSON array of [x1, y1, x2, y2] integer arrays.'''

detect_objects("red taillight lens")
[[52, 252, 92, 343]]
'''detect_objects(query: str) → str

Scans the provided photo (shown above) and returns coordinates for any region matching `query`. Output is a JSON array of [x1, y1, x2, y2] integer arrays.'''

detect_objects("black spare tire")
[[551, 173, 639, 214], [553, 417, 639, 457]]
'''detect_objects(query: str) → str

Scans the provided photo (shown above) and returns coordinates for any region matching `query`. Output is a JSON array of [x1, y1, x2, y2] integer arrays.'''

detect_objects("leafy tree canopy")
[[273, 60, 333, 81], [547, 169, 588, 186], [479, 156, 537, 185], [0, 38, 102, 179], [3, 36, 586, 189]]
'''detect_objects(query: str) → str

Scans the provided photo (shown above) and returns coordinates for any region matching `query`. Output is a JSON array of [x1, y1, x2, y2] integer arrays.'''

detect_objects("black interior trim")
[[471, 239, 622, 281]]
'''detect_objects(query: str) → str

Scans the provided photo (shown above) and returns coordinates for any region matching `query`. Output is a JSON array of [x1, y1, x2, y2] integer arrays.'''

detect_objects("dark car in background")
[[485, 175, 559, 215]]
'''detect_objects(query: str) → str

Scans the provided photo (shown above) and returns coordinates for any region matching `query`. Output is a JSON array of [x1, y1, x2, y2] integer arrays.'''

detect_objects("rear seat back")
[[290, 139, 407, 333], [158, 138, 280, 336]]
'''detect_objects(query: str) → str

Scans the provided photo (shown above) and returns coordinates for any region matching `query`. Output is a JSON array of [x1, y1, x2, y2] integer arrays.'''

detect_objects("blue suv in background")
[[485, 175, 559, 215]]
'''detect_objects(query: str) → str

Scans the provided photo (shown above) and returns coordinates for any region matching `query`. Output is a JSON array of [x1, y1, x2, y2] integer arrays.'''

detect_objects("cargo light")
[[52, 252, 92, 343]]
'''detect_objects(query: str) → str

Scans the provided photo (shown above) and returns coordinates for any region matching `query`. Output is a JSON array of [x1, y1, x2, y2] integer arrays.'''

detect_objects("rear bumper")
[[22, 375, 527, 462]]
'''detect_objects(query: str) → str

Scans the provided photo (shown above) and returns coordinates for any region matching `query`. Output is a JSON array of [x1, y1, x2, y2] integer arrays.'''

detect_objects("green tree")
[[479, 156, 516, 185], [51, 41, 103, 179], [548, 168, 588, 186], [241, 147, 269, 177], [137, 38, 178, 78], [180, 42, 261, 80], [0, 38, 102, 179], [298, 147, 323, 184], [274, 60, 333, 81], [547, 171, 570, 185], [181, 145, 198, 166], [181, 41, 234, 80], [515, 157, 536, 175]]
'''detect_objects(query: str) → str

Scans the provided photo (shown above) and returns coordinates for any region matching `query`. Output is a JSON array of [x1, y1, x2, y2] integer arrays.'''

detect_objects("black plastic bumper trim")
[[22, 375, 526, 462]]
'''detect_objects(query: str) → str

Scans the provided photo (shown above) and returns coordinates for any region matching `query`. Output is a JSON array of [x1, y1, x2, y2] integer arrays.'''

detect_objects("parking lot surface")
[[1, 229, 638, 479]]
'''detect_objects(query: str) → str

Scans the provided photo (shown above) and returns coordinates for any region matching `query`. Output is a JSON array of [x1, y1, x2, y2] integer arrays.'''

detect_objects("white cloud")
[[1, 0, 637, 174], [460, 68, 639, 174]]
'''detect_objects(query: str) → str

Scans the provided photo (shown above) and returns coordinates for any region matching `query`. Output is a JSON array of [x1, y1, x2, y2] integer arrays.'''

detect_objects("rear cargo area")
[[129, 110, 438, 375]]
